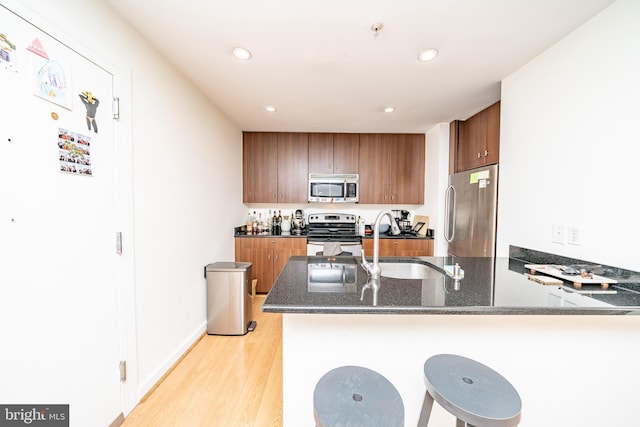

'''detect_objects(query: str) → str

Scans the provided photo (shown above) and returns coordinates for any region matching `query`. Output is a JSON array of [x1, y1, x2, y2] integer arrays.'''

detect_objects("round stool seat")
[[423, 354, 521, 427], [313, 365, 404, 427]]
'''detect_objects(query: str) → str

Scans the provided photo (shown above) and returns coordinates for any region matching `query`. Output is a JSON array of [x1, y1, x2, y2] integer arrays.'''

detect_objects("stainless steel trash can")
[[204, 262, 256, 336]]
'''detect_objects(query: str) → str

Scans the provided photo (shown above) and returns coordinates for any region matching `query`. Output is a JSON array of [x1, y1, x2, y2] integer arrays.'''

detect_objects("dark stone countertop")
[[233, 228, 434, 240], [262, 252, 640, 315]]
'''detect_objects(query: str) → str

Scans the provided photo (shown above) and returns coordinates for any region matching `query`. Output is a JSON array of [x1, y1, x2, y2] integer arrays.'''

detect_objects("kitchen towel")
[[323, 242, 342, 256]]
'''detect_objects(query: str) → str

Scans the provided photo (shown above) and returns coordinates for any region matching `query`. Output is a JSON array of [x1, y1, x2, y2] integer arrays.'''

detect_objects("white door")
[[0, 5, 125, 426]]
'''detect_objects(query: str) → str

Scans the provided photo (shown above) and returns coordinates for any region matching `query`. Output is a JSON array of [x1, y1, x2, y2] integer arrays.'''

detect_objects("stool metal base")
[[314, 365, 404, 427], [418, 354, 522, 427]]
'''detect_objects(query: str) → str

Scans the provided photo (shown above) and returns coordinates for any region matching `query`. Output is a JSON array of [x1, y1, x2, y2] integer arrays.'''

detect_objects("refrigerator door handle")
[[444, 185, 456, 242]]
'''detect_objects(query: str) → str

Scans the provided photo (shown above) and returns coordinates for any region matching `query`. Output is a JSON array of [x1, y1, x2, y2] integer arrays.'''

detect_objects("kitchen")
[[1, 0, 639, 426]]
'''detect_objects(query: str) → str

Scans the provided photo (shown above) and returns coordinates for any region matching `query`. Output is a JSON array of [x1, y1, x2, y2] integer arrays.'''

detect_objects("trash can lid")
[[205, 262, 252, 272]]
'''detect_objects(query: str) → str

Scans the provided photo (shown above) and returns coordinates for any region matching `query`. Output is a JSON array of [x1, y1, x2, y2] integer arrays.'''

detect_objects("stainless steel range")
[[306, 213, 362, 256]]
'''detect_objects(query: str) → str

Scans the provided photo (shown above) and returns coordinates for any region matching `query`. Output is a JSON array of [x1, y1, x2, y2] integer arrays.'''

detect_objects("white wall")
[[17, 0, 245, 404], [497, 0, 639, 271], [421, 123, 450, 256]]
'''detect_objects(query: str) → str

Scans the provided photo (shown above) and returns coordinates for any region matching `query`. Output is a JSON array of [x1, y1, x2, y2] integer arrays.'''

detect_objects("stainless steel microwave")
[[308, 173, 359, 203]]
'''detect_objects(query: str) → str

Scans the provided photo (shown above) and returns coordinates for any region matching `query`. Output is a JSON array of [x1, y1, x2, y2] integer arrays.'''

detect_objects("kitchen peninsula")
[[263, 247, 640, 426]]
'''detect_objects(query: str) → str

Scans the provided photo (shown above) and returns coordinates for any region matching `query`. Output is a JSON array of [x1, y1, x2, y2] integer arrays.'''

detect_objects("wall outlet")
[[567, 226, 582, 245], [552, 224, 566, 244]]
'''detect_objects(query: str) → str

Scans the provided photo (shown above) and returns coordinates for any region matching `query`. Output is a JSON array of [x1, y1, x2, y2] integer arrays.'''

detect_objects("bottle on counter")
[[267, 210, 273, 234], [257, 212, 264, 234], [272, 210, 278, 234], [252, 210, 258, 234], [246, 212, 253, 235]]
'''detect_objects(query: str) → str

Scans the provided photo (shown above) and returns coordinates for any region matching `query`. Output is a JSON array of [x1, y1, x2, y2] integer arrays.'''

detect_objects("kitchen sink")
[[380, 262, 435, 280]]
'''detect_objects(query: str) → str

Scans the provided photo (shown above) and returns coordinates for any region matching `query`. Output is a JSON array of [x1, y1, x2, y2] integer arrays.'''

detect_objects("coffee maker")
[[292, 209, 306, 234], [392, 210, 411, 233]]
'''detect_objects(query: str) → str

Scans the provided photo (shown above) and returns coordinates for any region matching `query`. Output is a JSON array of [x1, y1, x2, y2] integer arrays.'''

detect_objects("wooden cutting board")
[[524, 264, 617, 289], [412, 215, 430, 236]]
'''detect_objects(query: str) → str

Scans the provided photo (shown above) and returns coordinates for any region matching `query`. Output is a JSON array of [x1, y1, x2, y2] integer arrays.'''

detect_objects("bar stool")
[[313, 365, 404, 427], [418, 354, 522, 427]]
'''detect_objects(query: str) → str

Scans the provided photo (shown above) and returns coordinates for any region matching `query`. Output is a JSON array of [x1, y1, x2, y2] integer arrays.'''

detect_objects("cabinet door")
[[395, 239, 433, 256], [449, 121, 460, 175], [358, 134, 391, 204], [457, 113, 485, 172], [308, 133, 334, 174], [362, 239, 396, 256], [272, 238, 306, 291], [484, 102, 500, 165], [333, 133, 360, 174], [277, 133, 309, 203], [454, 101, 500, 172], [243, 132, 278, 202], [363, 238, 433, 256], [389, 134, 424, 204], [236, 238, 274, 293]]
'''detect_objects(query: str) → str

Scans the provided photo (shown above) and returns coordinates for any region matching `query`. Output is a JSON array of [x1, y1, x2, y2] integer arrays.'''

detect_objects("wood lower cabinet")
[[235, 237, 306, 293], [363, 238, 434, 257]]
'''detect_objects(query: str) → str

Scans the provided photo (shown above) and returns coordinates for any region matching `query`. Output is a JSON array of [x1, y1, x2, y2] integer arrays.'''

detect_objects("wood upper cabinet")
[[235, 237, 306, 293], [244, 131, 423, 205], [308, 133, 359, 174], [277, 133, 308, 203], [242, 132, 308, 203], [362, 238, 433, 256], [357, 134, 389, 204], [243, 132, 277, 203], [359, 133, 425, 204], [453, 101, 500, 172]]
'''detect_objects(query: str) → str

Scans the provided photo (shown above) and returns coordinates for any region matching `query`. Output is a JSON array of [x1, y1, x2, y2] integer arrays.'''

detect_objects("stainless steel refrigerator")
[[444, 164, 498, 257]]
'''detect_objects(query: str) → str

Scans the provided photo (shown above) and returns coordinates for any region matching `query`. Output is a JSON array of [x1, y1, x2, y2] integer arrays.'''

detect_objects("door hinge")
[[119, 361, 127, 382], [112, 97, 120, 119], [115, 232, 123, 254]]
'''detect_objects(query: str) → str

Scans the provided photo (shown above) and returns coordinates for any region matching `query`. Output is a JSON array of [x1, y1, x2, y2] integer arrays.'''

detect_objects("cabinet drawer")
[[236, 236, 305, 250]]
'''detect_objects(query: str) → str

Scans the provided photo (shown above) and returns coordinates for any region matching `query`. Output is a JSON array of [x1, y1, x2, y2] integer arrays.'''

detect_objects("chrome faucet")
[[360, 210, 401, 303]]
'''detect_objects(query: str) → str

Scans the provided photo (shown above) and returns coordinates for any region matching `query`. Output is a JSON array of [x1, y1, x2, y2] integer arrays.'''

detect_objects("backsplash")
[[241, 205, 427, 227]]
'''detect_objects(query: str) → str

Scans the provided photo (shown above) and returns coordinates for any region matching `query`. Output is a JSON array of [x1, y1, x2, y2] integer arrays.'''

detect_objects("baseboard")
[[138, 321, 207, 401]]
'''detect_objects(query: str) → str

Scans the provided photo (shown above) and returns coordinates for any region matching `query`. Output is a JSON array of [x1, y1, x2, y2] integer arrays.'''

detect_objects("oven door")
[[307, 240, 362, 256]]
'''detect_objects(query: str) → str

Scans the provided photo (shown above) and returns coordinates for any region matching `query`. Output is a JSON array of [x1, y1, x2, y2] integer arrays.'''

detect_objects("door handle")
[[444, 185, 456, 242]]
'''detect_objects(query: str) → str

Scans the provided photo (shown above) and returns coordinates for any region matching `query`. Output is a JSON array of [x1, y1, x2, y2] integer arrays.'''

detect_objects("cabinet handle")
[[477, 152, 481, 159], [485, 149, 489, 157]]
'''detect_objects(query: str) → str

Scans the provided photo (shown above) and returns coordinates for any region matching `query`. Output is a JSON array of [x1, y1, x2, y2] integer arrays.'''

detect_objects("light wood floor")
[[122, 296, 282, 427]]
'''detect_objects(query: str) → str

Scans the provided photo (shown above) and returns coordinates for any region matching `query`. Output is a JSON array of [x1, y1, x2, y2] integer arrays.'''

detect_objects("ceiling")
[[103, 0, 615, 133]]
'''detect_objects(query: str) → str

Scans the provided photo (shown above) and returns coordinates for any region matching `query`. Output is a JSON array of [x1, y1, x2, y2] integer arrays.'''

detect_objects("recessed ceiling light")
[[383, 107, 395, 113], [265, 106, 277, 112], [418, 49, 439, 62], [232, 47, 252, 60]]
